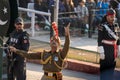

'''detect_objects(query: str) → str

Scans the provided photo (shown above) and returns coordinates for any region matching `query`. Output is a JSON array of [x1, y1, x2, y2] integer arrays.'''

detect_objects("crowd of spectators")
[[17, 0, 120, 36]]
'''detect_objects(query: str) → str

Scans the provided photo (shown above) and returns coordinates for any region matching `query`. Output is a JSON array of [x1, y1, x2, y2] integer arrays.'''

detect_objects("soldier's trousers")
[[7, 60, 26, 80], [100, 59, 116, 80]]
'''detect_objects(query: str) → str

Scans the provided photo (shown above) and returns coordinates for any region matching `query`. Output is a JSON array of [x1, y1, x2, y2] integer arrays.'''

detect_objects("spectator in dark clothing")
[[73, 0, 79, 7], [34, 0, 49, 29], [63, 0, 78, 30], [58, 0, 67, 36], [86, 0, 96, 33], [34, 0, 48, 15], [18, 0, 29, 8], [63, 0, 75, 17], [18, 0, 30, 19], [48, 0, 54, 9], [110, 0, 120, 26], [59, 0, 66, 13], [109, 0, 119, 9], [76, 0, 89, 34], [48, 0, 66, 13]]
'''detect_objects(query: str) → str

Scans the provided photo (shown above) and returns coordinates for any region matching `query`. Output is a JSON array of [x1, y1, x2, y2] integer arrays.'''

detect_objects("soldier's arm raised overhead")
[[9, 46, 41, 59], [60, 23, 70, 59]]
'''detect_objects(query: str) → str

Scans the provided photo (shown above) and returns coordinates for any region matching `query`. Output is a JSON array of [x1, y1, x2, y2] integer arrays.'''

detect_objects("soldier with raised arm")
[[10, 22, 70, 80]]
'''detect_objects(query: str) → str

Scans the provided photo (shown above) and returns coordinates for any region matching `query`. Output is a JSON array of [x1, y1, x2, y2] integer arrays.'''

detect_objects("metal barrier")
[[58, 8, 120, 37], [18, 7, 51, 36]]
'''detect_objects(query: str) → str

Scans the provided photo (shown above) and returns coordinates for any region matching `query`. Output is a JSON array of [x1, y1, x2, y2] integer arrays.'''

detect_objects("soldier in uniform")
[[10, 22, 70, 80], [98, 9, 120, 80], [5, 17, 30, 80]]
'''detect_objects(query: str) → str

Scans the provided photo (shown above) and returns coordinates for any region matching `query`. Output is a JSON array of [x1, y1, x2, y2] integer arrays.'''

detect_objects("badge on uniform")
[[54, 56, 58, 61], [23, 36, 28, 43], [23, 40, 28, 43]]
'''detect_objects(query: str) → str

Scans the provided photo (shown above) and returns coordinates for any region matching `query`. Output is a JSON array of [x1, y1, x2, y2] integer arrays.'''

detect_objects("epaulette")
[[23, 31, 29, 36], [98, 24, 103, 31], [114, 23, 119, 28]]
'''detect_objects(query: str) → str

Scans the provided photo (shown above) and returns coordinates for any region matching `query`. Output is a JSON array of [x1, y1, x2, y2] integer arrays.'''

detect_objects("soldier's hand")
[[98, 46, 105, 60], [9, 46, 17, 52], [118, 46, 120, 58], [64, 23, 70, 36], [100, 53, 105, 60]]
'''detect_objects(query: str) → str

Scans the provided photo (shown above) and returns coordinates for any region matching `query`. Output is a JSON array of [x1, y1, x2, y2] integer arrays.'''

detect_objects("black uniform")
[[6, 30, 30, 80], [98, 22, 120, 80]]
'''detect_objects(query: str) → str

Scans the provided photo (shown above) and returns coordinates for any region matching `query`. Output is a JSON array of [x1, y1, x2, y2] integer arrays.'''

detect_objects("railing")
[[18, 7, 51, 36], [58, 8, 120, 37]]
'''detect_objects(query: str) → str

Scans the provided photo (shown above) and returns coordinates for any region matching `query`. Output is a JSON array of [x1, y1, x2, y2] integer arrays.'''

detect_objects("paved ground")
[[30, 34, 97, 52], [26, 62, 99, 80]]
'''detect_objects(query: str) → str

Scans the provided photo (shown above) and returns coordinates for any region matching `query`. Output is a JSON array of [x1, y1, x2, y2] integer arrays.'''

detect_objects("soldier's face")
[[15, 23, 23, 30], [107, 14, 115, 24], [50, 40, 58, 51]]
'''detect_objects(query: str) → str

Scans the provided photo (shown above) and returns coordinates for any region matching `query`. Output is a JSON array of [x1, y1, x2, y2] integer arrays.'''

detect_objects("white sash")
[[103, 24, 119, 40]]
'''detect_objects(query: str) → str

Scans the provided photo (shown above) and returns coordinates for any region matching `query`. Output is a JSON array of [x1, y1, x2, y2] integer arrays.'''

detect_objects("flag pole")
[[0, 36, 3, 80]]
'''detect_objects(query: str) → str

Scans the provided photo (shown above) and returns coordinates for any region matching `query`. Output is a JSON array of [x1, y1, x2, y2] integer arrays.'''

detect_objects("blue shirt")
[[96, 1, 109, 16]]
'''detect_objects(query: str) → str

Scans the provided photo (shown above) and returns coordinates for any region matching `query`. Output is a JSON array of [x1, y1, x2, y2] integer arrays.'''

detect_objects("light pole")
[[50, 0, 59, 38], [54, 0, 59, 25], [0, 36, 3, 80]]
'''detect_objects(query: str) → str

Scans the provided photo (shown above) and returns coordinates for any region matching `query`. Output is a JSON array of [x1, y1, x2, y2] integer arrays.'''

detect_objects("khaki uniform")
[[16, 35, 70, 80]]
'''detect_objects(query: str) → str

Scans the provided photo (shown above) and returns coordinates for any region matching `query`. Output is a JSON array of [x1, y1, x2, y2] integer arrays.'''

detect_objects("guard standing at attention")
[[5, 17, 30, 80], [98, 8, 120, 80]]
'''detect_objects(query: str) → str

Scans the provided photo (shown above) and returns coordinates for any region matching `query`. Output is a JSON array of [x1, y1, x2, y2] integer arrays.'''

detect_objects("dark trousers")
[[100, 68, 114, 80], [7, 60, 26, 80], [77, 19, 86, 34], [100, 59, 116, 80]]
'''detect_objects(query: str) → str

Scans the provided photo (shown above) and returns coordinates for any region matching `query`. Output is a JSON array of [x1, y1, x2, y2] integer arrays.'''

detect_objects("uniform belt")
[[44, 72, 56, 77], [102, 40, 116, 45]]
